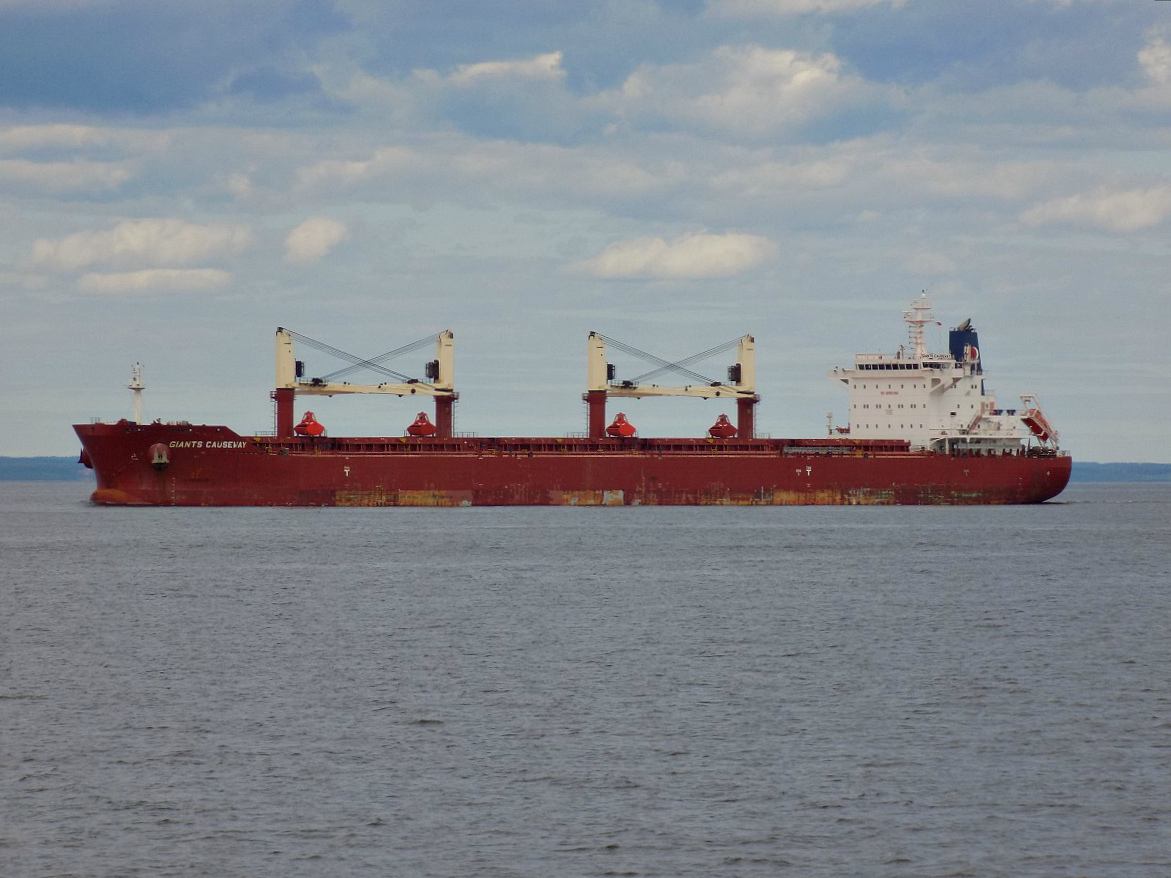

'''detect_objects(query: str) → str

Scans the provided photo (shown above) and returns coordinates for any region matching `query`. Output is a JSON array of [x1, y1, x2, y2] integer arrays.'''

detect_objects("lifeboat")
[[606, 412, 637, 438], [1018, 394, 1058, 446], [294, 411, 326, 437], [1021, 414, 1051, 443], [407, 411, 437, 437], [708, 414, 737, 438]]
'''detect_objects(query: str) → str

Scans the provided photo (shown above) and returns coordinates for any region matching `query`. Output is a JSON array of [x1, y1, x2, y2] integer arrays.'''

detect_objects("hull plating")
[[75, 422, 1072, 507]]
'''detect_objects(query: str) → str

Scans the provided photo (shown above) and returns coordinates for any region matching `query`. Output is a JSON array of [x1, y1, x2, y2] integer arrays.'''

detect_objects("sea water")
[[2, 482, 1168, 877]]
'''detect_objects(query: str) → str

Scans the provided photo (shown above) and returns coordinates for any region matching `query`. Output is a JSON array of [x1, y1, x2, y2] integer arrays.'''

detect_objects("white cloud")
[[294, 146, 421, 190], [76, 269, 232, 295], [0, 124, 110, 155], [0, 158, 133, 194], [605, 45, 883, 136], [30, 219, 252, 272], [709, 0, 906, 15], [284, 216, 349, 266], [878, 154, 1054, 201], [710, 156, 852, 195], [293, 139, 672, 207], [576, 231, 775, 280], [0, 124, 170, 156], [1020, 185, 1171, 232], [1139, 36, 1171, 86], [324, 71, 417, 116], [442, 51, 566, 87], [226, 172, 254, 200]]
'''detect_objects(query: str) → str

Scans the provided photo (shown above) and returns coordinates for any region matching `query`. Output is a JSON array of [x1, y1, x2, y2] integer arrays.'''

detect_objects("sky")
[[2, 0, 1169, 462]]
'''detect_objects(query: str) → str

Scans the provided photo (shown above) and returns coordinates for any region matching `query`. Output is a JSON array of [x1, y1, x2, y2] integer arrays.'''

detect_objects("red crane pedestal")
[[435, 396, 455, 439], [585, 390, 607, 439], [272, 388, 295, 438], [737, 396, 758, 440]]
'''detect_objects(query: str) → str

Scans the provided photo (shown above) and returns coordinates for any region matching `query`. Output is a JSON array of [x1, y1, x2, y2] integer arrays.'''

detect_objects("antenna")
[[902, 292, 935, 359]]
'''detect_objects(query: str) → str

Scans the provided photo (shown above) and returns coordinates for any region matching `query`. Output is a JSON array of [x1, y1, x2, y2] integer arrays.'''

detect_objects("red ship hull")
[[75, 421, 1071, 507]]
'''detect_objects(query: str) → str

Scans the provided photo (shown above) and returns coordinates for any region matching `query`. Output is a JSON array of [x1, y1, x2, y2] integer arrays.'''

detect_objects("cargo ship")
[[75, 295, 1070, 506]]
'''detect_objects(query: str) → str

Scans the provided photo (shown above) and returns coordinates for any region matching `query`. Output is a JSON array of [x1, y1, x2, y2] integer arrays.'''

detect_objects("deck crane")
[[273, 328, 456, 438], [585, 332, 758, 439]]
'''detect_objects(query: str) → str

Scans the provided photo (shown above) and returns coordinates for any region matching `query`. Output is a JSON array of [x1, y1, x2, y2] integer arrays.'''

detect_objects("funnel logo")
[[965, 344, 979, 361]]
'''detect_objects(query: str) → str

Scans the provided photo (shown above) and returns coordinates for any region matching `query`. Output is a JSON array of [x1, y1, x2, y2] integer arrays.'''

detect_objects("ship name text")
[[168, 440, 247, 449]]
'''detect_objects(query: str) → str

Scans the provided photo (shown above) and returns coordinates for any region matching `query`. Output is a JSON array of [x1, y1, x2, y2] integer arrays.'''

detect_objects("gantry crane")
[[584, 332, 758, 439], [273, 328, 456, 438]]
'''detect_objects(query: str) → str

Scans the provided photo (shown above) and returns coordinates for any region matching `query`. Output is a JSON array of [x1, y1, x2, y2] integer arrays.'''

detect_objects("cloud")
[[30, 219, 252, 272], [401, 50, 586, 141], [0, 158, 133, 193], [576, 231, 775, 280], [709, 0, 907, 15], [292, 139, 670, 208], [226, 172, 253, 200], [294, 146, 422, 190], [709, 156, 853, 196], [442, 51, 565, 87], [604, 45, 888, 137], [0, 124, 169, 196], [76, 269, 232, 295], [284, 216, 349, 266], [0, 123, 168, 155], [1139, 36, 1171, 86], [1020, 185, 1171, 232], [882, 153, 1054, 201]]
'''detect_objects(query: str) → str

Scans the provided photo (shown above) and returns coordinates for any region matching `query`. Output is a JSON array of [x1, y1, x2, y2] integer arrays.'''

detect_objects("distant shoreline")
[[2, 456, 1168, 483], [0, 456, 95, 481]]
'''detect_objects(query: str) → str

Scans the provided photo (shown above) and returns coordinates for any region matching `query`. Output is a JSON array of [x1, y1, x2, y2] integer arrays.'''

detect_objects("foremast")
[[127, 363, 145, 425]]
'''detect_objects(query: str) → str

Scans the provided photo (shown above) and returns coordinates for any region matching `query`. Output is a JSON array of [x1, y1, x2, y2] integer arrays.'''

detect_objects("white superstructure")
[[829, 294, 1059, 453]]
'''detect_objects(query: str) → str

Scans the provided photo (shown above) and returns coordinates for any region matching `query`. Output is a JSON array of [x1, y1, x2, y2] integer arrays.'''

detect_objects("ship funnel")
[[949, 322, 982, 373]]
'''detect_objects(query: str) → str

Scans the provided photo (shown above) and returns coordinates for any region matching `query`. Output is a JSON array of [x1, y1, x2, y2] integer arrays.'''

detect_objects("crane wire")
[[283, 329, 436, 383], [594, 333, 743, 385]]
